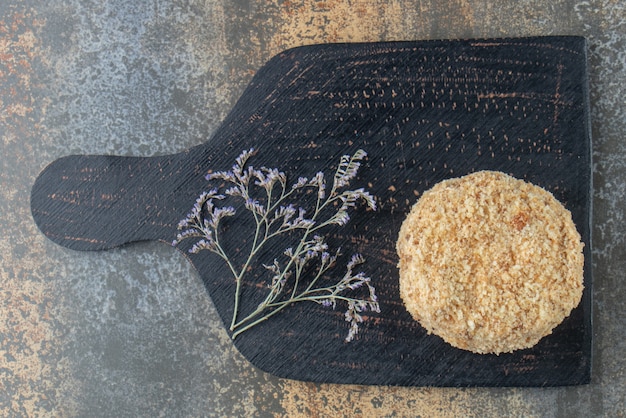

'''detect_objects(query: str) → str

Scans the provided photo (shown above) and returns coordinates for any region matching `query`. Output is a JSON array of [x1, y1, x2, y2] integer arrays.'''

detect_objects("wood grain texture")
[[31, 36, 592, 386]]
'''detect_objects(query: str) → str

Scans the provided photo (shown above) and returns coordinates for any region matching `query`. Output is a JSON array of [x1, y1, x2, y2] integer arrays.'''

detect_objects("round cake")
[[396, 171, 584, 354]]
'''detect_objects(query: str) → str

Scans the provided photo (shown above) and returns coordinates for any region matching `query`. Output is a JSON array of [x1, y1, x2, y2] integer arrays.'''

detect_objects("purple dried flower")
[[360, 190, 377, 211], [189, 238, 216, 254], [232, 148, 255, 178], [173, 148, 378, 342], [224, 186, 242, 197], [263, 259, 282, 281], [331, 211, 350, 226], [207, 170, 234, 182], [209, 206, 236, 228], [276, 204, 297, 226], [245, 198, 266, 215], [347, 281, 363, 290], [255, 167, 286, 192], [321, 299, 334, 308], [333, 149, 367, 190], [347, 253, 366, 270], [292, 176, 308, 189]]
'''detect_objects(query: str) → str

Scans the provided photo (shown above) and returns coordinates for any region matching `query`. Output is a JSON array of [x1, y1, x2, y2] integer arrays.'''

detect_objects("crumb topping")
[[396, 171, 584, 354]]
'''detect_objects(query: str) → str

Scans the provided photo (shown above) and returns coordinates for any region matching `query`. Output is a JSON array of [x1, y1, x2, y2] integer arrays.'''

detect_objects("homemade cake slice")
[[396, 171, 584, 354]]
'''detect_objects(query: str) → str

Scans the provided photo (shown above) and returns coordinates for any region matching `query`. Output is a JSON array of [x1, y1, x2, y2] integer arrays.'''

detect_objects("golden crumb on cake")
[[396, 171, 584, 354]]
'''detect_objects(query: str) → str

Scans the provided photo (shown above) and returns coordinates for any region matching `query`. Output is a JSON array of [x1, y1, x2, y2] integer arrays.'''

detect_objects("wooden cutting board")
[[31, 36, 592, 387]]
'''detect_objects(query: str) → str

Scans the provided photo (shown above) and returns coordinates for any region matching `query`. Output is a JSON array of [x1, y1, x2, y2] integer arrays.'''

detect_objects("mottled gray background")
[[1, 1, 624, 417]]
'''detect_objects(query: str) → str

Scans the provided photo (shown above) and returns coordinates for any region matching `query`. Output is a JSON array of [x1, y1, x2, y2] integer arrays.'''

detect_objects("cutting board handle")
[[30, 149, 210, 251]]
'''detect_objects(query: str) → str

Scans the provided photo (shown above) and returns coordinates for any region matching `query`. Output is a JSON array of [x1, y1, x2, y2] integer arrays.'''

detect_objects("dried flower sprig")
[[173, 149, 379, 342]]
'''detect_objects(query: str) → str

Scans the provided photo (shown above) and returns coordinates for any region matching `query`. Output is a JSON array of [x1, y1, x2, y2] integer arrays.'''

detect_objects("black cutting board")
[[31, 36, 592, 387]]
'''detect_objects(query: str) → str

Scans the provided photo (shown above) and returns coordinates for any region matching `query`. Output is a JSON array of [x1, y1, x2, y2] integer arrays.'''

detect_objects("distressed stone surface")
[[1, 0, 624, 416]]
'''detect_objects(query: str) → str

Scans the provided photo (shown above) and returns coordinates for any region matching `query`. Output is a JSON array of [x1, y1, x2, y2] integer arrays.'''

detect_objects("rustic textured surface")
[[1, 0, 624, 416]]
